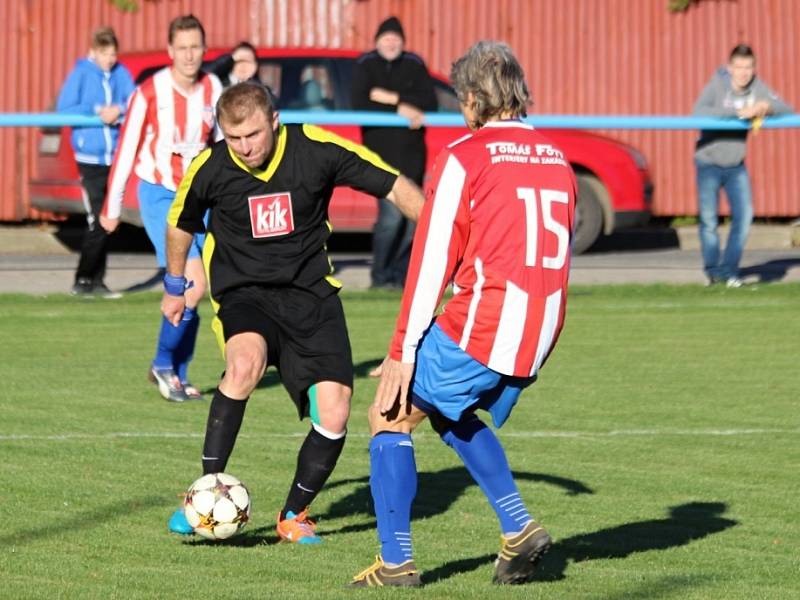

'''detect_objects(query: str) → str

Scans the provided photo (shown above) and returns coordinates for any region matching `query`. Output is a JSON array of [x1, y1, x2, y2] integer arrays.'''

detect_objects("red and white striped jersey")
[[390, 120, 577, 377], [103, 67, 222, 219]]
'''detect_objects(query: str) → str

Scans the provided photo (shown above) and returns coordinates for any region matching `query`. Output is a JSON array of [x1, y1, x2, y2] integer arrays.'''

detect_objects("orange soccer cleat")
[[275, 508, 322, 544]]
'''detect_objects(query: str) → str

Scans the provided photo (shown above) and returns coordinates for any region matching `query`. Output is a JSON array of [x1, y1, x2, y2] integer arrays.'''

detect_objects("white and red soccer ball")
[[183, 473, 251, 540]]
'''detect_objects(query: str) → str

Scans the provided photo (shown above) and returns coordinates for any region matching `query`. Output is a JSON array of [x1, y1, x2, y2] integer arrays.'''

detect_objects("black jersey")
[[168, 123, 398, 300]]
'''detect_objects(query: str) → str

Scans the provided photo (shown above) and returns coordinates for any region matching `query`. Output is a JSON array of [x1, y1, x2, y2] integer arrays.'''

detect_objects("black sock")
[[201, 388, 248, 475], [282, 427, 346, 517]]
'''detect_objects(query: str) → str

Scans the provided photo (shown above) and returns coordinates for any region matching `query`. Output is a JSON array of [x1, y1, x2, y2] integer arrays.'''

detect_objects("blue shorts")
[[138, 180, 204, 268], [411, 323, 536, 428]]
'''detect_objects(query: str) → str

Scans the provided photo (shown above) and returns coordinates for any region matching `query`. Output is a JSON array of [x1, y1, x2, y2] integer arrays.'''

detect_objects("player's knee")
[[223, 351, 265, 395], [317, 387, 350, 433]]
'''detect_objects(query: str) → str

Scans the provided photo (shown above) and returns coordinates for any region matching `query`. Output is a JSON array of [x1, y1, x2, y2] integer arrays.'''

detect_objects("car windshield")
[[135, 54, 460, 113]]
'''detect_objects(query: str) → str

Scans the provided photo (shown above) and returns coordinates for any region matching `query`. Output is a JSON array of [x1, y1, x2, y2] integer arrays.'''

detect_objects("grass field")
[[0, 284, 798, 599]]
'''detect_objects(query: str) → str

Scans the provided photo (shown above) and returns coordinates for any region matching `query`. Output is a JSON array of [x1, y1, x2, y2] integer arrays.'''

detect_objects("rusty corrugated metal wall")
[[1, 0, 258, 223], [341, 0, 800, 218], [2, 0, 799, 221], [1, 0, 29, 221]]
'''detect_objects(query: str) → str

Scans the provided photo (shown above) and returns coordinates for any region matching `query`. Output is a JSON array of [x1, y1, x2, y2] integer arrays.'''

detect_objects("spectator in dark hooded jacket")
[[352, 16, 437, 289]]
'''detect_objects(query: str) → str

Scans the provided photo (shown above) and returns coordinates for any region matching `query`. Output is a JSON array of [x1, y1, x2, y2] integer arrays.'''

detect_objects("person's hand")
[[372, 356, 414, 415], [737, 105, 756, 119], [98, 105, 122, 125], [369, 87, 399, 105], [99, 215, 119, 233], [161, 293, 186, 326], [752, 100, 770, 118], [737, 101, 770, 120], [397, 102, 425, 129]]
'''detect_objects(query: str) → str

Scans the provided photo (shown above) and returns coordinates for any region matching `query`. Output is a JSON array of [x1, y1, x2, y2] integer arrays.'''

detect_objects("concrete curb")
[[674, 223, 800, 251], [0, 224, 72, 255]]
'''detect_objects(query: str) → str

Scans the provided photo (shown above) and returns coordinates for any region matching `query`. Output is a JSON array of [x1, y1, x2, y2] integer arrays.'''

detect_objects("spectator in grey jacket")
[[693, 44, 792, 287]]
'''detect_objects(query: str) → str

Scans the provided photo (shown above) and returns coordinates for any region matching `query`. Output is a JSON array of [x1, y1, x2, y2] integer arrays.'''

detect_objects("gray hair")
[[450, 41, 530, 126]]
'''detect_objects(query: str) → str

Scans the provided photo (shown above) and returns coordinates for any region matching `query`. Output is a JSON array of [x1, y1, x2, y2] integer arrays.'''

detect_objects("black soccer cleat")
[[493, 520, 552, 584]]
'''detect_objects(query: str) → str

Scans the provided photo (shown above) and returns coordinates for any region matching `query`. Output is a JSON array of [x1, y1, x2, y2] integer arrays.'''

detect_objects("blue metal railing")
[[1, 111, 800, 130]]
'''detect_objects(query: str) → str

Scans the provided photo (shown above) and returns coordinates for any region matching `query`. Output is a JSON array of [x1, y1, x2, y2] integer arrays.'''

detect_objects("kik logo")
[[248, 193, 295, 238]]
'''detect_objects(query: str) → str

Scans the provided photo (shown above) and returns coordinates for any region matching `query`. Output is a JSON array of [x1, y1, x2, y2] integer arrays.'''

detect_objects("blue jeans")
[[371, 197, 415, 287], [695, 160, 753, 281]]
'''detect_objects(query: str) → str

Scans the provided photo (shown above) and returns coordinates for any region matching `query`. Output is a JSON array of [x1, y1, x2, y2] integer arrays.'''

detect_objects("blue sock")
[[173, 308, 199, 383], [369, 432, 417, 565], [440, 415, 532, 535], [153, 310, 193, 370]]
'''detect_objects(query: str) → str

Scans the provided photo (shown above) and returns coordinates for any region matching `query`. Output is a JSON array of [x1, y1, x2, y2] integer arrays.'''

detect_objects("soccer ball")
[[183, 472, 251, 540]]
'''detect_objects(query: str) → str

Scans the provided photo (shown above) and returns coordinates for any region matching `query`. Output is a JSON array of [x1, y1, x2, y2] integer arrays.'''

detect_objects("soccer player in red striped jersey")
[[100, 15, 222, 402], [351, 41, 576, 588]]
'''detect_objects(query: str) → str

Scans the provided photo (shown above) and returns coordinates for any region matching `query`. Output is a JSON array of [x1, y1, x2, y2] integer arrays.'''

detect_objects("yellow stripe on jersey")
[[227, 124, 288, 183], [168, 148, 213, 227], [301, 124, 400, 176], [325, 275, 343, 288], [201, 231, 227, 358]]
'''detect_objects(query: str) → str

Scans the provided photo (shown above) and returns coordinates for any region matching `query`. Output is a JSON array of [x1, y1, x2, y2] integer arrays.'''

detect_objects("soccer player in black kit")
[[163, 82, 424, 542]]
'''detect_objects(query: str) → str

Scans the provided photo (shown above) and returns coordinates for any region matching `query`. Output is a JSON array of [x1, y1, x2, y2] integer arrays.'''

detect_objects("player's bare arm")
[[386, 174, 424, 221], [161, 225, 194, 326]]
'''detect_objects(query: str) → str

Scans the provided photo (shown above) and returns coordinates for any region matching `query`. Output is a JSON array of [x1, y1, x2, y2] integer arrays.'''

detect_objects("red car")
[[31, 48, 652, 254]]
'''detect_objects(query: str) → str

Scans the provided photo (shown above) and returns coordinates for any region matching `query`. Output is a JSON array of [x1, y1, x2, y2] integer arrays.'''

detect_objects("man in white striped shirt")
[[351, 41, 576, 588], [100, 14, 222, 403]]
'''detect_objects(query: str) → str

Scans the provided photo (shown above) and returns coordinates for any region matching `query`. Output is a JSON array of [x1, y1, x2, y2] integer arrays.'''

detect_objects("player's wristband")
[[163, 273, 190, 297]]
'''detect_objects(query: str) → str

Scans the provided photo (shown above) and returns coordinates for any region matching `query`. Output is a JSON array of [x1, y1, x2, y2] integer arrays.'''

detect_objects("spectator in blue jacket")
[[57, 26, 135, 297]]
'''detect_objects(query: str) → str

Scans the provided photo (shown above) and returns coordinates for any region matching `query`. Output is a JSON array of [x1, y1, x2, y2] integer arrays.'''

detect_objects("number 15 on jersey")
[[517, 187, 571, 270]]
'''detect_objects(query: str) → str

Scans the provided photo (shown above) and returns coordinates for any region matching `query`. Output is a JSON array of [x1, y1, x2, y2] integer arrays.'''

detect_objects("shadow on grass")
[[354, 358, 383, 378], [421, 553, 496, 585], [182, 524, 281, 547], [1, 495, 170, 547], [318, 467, 593, 535], [413, 502, 737, 586], [533, 501, 738, 582]]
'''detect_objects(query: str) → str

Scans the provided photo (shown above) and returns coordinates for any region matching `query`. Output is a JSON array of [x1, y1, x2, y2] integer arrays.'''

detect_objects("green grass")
[[0, 284, 798, 599]]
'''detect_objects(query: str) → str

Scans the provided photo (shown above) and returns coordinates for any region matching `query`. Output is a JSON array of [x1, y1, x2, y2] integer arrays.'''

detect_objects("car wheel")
[[573, 173, 604, 255]]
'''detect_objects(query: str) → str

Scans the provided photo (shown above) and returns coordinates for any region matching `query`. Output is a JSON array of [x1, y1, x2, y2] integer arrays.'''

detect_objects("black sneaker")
[[70, 278, 95, 296], [493, 520, 552, 584], [350, 556, 422, 588], [93, 283, 122, 299]]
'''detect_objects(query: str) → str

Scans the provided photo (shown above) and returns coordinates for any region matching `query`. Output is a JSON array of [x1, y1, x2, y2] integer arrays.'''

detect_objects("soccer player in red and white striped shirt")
[[100, 15, 222, 403], [351, 42, 576, 587]]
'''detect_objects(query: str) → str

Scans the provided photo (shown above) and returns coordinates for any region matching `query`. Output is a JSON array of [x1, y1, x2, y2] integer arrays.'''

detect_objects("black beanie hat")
[[375, 16, 404, 41]]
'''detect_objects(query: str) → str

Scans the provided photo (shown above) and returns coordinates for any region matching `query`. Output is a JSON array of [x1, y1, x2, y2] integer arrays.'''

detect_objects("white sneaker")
[[148, 367, 188, 402], [725, 277, 744, 288]]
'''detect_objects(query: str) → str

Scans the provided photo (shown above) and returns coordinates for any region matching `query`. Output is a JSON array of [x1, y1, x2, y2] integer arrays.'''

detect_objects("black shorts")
[[217, 285, 353, 418]]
